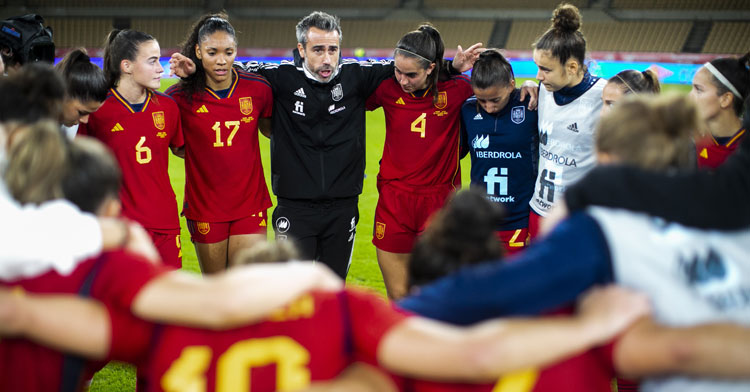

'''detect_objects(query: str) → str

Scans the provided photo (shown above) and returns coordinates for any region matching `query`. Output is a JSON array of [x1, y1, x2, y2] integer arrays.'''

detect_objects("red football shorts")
[[373, 181, 455, 254], [147, 229, 182, 269], [495, 228, 529, 257], [527, 210, 544, 241], [187, 209, 268, 244]]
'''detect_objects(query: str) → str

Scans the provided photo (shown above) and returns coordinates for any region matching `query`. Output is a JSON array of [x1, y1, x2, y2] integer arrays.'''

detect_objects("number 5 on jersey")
[[213, 121, 240, 147]]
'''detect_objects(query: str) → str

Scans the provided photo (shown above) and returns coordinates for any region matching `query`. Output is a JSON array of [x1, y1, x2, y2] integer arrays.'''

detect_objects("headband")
[[395, 48, 433, 64], [614, 74, 637, 95], [704, 62, 743, 99]]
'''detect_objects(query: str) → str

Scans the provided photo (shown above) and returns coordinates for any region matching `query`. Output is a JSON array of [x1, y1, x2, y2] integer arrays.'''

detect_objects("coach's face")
[[298, 27, 340, 83]]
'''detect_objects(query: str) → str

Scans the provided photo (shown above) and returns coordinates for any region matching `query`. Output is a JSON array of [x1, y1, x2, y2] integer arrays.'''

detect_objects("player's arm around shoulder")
[[614, 317, 750, 380], [0, 288, 110, 359], [130, 261, 342, 329], [378, 285, 650, 382]]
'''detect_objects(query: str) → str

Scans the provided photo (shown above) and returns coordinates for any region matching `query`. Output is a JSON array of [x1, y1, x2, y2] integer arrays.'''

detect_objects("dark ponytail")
[[471, 49, 514, 90], [609, 68, 661, 95], [706, 51, 750, 116], [55, 48, 107, 103], [178, 12, 237, 101], [533, 3, 586, 72], [102, 29, 155, 89], [395, 23, 447, 104]]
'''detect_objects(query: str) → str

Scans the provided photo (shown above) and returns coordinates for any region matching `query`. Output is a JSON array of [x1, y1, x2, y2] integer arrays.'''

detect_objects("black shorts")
[[272, 197, 359, 278]]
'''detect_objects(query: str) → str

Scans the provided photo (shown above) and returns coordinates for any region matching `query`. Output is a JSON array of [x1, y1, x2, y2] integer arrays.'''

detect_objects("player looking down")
[[460, 49, 538, 255], [528, 3, 606, 239]]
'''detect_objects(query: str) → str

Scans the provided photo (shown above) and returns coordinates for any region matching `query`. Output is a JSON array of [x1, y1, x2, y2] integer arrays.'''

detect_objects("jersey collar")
[[110, 88, 152, 113], [204, 68, 239, 100]]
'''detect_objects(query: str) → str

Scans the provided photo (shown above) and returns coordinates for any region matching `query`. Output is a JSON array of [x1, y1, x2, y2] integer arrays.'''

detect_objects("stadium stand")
[[506, 20, 692, 52], [702, 22, 750, 54], [44, 17, 113, 49], [230, 19, 299, 48], [339, 19, 495, 51], [422, 0, 587, 9], [27, 0, 202, 7], [225, 0, 400, 7], [610, 0, 750, 10], [131, 18, 193, 49]]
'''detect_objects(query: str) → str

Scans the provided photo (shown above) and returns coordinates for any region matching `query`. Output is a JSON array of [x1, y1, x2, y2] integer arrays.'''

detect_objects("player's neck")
[[707, 112, 742, 138], [206, 77, 232, 91], [116, 78, 148, 104]]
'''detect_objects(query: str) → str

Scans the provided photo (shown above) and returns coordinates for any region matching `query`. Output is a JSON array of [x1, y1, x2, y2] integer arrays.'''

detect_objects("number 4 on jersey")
[[411, 113, 427, 139]]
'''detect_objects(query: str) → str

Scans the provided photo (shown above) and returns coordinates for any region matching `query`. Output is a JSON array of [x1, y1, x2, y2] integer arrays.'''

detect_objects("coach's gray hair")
[[295, 11, 342, 47]]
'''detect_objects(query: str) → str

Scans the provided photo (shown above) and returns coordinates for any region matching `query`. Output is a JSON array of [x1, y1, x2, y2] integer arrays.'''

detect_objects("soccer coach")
[[172, 11, 479, 278]]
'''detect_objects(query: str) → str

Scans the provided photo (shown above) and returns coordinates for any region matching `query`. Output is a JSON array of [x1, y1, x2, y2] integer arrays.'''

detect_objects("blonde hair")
[[596, 94, 697, 171], [3, 120, 68, 204], [231, 240, 300, 266]]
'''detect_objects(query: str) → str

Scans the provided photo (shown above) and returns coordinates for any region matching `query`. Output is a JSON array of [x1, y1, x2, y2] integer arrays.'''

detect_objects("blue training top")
[[460, 89, 539, 231], [398, 212, 614, 325]]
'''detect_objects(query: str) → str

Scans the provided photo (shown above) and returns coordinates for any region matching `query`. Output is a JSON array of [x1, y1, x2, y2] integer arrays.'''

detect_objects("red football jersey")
[[406, 346, 614, 392], [141, 288, 408, 392], [367, 76, 473, 187], [406, 306, 615, 392], [166, 69, 273, 222], [695, 128, 746, 168], [0, 251, 169, 392], [78, 88, 183, 231]]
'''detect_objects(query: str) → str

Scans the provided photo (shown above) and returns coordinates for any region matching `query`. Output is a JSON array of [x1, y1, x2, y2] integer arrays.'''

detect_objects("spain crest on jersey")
[[511, 106, 525, 124], [331, 83, 343, 102], [375, 222, 386, 240], [434, 91, 447, 109], [152, 111, 165, 130], [239, 97, 253, 115]]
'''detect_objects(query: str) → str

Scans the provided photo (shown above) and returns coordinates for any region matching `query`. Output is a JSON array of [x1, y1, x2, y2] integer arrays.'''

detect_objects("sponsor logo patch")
[[276, 217, 290, 233]]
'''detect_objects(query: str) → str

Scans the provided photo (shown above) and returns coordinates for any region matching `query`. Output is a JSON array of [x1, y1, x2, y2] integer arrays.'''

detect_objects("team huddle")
[[1, 2, 749, 392]]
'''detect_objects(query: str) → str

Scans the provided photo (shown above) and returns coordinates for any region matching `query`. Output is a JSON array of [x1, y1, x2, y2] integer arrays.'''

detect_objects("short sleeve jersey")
[[367, 76, 474, 187], [78, 89, 183, 231], [143, 288, 408, 392], [461, 89, 539, 230], [166, 69, 273, 222], [695, 128, 746, 168], [0, 251, 169, 392], [530, 77, 606, 217]]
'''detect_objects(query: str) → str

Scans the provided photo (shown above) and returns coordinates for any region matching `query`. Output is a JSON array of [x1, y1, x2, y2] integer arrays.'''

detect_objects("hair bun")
[[552, 3, 582, 33]]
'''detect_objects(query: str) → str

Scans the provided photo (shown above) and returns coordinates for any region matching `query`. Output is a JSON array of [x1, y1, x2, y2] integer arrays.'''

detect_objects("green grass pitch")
[[89, 77, 690, 390]]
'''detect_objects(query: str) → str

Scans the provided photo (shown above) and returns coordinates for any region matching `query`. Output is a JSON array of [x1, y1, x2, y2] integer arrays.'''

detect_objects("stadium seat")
[[702, 22, 750, 54]]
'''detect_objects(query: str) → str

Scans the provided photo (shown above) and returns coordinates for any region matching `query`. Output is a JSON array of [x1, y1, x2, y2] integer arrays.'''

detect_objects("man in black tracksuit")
[[238, 12, 393, 278], [175, 12, 472, 278]]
